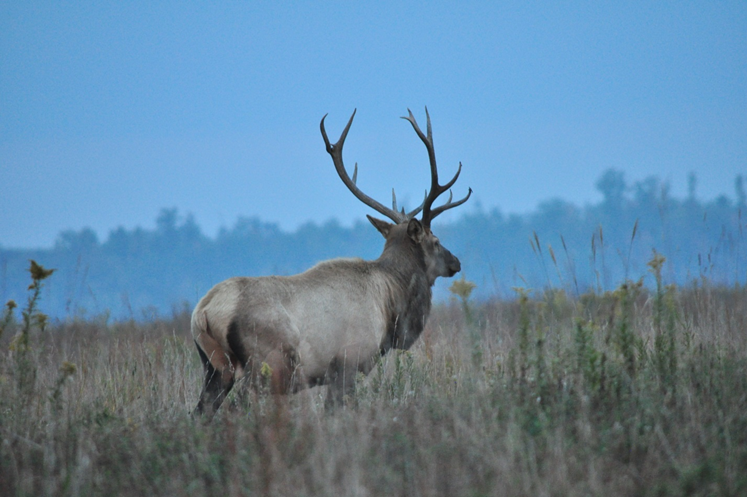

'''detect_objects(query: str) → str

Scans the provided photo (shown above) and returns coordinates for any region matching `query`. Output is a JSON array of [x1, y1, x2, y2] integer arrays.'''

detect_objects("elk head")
[[320, 108, 471, 285]]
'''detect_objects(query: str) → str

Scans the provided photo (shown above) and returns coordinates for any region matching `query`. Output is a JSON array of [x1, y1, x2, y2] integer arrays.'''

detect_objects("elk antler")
[[321, 108, 471, 226], [321, 110, 424, 223], [401, 107, 472, 229]]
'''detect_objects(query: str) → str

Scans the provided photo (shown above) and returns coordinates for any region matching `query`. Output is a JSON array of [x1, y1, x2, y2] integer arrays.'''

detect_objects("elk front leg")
[[325, 345, 377, 409]]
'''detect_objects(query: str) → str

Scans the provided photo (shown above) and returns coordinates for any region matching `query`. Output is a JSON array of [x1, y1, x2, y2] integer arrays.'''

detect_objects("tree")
[[633, 176, 661, 209], [595, 169, 626, 207], [54, 228, 99, 252], [687, 172, 697, 202], [156, 208, 179, 235], [735, 174, 746, 208]]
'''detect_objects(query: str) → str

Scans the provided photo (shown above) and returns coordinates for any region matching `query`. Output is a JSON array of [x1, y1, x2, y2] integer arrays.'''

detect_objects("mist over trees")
[[1, 170, 745, 320]]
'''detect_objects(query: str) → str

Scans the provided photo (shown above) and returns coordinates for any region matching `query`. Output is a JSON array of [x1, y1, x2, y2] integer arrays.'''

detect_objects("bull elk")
[[192, 108, 471, 418]]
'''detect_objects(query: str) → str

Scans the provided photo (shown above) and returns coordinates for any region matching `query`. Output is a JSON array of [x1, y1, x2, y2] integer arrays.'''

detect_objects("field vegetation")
[[1, 260, 746, 496]]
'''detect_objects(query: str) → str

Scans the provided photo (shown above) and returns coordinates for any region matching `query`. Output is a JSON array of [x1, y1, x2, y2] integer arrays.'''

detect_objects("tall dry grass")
[[1, 263, 746, 496]]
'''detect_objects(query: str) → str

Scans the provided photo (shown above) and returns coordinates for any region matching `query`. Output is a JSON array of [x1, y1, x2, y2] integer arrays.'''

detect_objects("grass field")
[[1, 264, 746, 496]]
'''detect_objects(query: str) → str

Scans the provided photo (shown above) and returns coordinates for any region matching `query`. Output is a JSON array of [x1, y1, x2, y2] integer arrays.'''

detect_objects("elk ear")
[[367, 215, 393, 238], [407, 218, 425, 243]]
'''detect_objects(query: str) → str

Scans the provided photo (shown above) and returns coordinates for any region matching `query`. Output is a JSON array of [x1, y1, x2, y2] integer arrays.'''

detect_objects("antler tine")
[[401, 190, 428, 219], [441, 161, 463, 192], [321, 110, 407, 224], [429, 187, 473, 219], [402, 107, 470, 228], [391, 188, 428, 218], [425, 106, 433, 146], [320, 110, 356, 155]]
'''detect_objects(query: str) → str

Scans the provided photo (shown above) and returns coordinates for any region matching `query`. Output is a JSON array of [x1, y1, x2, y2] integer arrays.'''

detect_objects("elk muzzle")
[[446, 252, 461, 277]]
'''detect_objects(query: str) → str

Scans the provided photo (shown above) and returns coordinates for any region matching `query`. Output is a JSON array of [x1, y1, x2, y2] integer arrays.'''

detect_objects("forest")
[[1, 169, 745, 320]]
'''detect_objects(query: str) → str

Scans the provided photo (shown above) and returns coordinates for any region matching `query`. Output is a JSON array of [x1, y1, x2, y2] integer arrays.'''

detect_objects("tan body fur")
[[193, 258, 401, 394]]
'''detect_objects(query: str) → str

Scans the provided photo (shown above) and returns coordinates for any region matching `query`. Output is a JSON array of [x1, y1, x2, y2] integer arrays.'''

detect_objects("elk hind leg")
[[260, 345, 300, 395], [193, 340, 236, 419]]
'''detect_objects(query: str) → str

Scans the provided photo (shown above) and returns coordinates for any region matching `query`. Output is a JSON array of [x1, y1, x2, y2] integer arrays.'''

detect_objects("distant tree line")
[[1, 170, 745, 320]]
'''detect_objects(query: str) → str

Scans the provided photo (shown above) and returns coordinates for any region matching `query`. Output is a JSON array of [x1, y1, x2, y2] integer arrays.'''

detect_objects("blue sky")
[[2, 1, 745, 248]]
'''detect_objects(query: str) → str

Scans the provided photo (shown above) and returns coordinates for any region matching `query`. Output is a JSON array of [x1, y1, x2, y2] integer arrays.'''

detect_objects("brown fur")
[[192, 217, 461, 418]]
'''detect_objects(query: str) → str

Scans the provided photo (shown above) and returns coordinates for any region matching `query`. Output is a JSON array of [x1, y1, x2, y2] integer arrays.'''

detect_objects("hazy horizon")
[[1, 169, 744, 252]]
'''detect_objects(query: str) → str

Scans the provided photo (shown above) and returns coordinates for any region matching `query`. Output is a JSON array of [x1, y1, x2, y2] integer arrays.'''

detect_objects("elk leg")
[[193, 340, 235, 419], [325, 355, 356, 409], [325, 346, 377, 409], [261, 346, 299, 394]]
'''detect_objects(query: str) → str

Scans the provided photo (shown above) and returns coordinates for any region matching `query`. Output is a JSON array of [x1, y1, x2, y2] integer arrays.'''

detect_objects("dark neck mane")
[[375, 232, 432, 354]]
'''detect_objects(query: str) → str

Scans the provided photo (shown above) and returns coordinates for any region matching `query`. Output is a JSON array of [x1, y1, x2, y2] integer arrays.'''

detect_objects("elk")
[[192, 108, 471, 418]]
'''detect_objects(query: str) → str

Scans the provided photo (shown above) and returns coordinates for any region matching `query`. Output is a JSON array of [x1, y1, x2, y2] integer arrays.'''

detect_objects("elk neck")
[[375, 229, 432, 354]]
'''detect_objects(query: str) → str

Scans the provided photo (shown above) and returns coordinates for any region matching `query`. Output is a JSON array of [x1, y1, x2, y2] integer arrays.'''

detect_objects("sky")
[[2, 1, 746, 249]]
